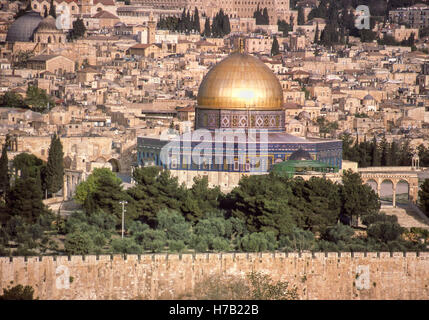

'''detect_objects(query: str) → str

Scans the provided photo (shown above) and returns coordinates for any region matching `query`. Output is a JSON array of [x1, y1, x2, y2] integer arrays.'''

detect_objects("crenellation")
[[405, 252, 417, 258], [366, 252, 378, 258], [71, 256, 83, 263], [379, 252, 391, 258]]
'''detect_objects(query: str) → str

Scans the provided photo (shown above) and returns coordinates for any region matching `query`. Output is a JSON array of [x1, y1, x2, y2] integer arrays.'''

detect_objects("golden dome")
[[197, 52, 284, 111]]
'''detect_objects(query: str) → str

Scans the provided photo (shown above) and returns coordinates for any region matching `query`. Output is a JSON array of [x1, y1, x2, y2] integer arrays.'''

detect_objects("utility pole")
[[119, 200, 127, 239]]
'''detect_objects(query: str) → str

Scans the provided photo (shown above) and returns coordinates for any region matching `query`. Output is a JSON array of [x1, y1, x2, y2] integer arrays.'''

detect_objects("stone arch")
[[380, 179, 394, 204], [108, 158, 120, 172], [63, 156, 72, 169], [397, 179, 410, 203], [95, 156, 106, 163]]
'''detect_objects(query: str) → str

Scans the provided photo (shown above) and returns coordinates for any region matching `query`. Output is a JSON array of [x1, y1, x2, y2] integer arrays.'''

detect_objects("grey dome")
[[6, 11, 43, 43], [289, 148, 313, 161], [36, 16, 57, 31]]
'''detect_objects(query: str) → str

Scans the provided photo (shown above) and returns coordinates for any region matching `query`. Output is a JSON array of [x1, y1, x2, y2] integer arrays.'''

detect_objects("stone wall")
[[1, 252, 429, 300]]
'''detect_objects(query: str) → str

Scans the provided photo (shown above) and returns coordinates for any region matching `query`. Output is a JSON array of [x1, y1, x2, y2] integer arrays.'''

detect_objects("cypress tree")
[[0, 141, 9, 199], [298, 7, 305, 25], [222, 13, 231, 36], [380, 136, 389, 166], [262, 7, 269, 25], [193, 7, 200, 33], [49, 0, 56, 18], [419, 179, 429, 217], [204, 17, 211, 37], [370, 137, 381, 167], [44, 134, 64, 196], [7, 177, 44, 223], [389, 141, 399, 166], [271, 36, 280, 56], [314, 23, 319, 44]]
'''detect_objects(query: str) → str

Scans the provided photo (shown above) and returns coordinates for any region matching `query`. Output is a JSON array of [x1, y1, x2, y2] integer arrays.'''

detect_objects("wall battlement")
[[1, 252, 429, 300]]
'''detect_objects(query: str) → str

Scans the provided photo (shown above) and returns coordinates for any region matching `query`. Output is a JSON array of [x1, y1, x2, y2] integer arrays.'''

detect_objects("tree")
[[370, 137, 381, 167], [298, 7, 305, 25], [203, 17, 211, 37], [25, 85, 54, 113], [0, 142, 9, 199], [69, 18, 86, 40], [0, 91, 28, 109], [7, 177, 45, 223], [419, 179, 429, 217], [339, 170, 380, 226], [44, 134, 64, 196], [271, 36, 280, 56], [64, 232, 94, 255], [75, 168, 121, 204], [314, 23, 319, 44], [193, 7, 200, 33], [49, 0, 56, 18]]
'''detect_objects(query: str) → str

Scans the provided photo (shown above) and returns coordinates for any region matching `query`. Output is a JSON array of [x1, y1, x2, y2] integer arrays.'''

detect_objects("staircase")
[[380, 204, 429, 230]]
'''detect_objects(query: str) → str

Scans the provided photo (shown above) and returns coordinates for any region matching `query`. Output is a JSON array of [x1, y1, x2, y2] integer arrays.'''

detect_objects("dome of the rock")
[[197, 52, 284, 111]]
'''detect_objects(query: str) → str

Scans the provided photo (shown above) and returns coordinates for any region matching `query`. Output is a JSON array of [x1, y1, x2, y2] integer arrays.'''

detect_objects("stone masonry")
[[1, 252, 429, 300]]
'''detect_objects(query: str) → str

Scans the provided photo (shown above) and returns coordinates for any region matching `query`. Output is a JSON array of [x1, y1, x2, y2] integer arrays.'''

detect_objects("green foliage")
[[253, 5, 269, 25], [277, 19, 292, 37], [134, 229, 166, 252], [25, 85, 54, 113], [247, 271, 298, 300], [156, 209, 191, 242], [225, 174, 296, 237], [316, 117, 338, 138], [271, 36, 280, 56], [279, 227, 316, 251], [367, 221, 404, 243], [69, 18, 86, 40], [64, 232, 94, 255], [127, 167, 187, 226], [168, 240, 185, 252], [44, 134, 64, 195], [321, 224, 354, 244], [0, 143, 9, 199], [0, 285, 35, 300], [7, 177, 45, 223], [419, 179, 429, 217], [339, 170, 380, 225], [0, 91, 28, 109], [239, 232, 277, 252], [298, 7, 305, 25], [75, 168, 121, 204], [111, 238, 142, 254], [49, 0, 56, 18]]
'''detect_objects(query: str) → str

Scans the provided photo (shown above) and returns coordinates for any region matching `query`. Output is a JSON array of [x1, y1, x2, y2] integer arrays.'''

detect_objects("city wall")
[[1, 252, 429, 300]]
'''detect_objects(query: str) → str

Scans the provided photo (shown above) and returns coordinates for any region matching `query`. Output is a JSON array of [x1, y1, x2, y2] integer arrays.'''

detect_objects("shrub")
[[0, 285, 35, 300], [168, 240, 185, 252], [367, 221, 404, 243], [321, 224, 354, 244], [111, 238, 142, 254], [64, 232, 94, 255], [239, 232, 277, 252]]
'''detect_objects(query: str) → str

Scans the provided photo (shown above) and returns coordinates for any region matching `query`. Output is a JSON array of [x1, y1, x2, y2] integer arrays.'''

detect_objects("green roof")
[[271, 160, 338, 177]]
